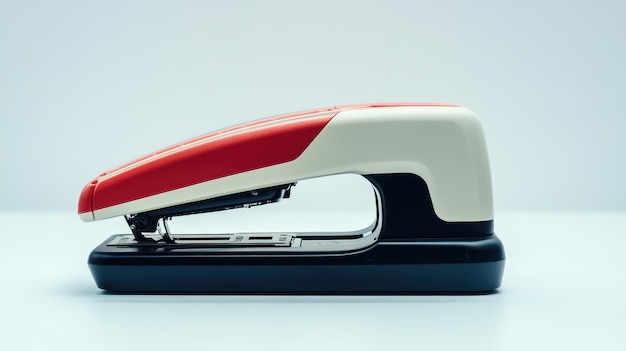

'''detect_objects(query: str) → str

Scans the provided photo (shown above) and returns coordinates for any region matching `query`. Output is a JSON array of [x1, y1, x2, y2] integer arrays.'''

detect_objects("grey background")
[[2, 0, 624, 213]]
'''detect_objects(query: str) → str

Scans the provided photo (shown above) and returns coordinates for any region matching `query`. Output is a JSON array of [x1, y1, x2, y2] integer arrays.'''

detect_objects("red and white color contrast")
[[78, 103, 493, 223]]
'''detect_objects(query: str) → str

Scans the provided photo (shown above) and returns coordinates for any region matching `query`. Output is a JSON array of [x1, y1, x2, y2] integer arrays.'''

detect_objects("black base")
[[88, 235, 505, 294]]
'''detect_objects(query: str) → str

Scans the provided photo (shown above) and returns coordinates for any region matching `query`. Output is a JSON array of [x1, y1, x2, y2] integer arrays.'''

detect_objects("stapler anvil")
[[79, 103, 505, 293]]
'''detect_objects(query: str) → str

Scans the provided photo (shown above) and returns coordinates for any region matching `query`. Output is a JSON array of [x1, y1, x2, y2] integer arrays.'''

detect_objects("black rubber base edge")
[[88, 235, 505, 294]]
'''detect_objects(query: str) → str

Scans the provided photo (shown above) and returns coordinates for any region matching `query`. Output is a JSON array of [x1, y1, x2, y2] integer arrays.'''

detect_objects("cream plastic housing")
[[84, 106, 493, 223]]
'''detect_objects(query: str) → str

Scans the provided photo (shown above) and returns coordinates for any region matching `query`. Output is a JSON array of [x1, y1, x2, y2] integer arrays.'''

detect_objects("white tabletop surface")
[[1, 210, 624, 350]]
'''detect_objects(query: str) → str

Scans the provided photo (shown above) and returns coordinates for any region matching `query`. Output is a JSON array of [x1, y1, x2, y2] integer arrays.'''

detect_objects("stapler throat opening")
[[124, 183, 296, 242], [118, 182, 382, 253]]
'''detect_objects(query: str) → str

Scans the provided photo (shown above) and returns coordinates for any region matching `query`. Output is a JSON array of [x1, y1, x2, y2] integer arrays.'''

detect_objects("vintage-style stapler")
[[79, 103, 505, 293]]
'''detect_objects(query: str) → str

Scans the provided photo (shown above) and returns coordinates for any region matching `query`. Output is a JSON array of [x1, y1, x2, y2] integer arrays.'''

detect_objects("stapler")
[[79, 103, 505, 293]]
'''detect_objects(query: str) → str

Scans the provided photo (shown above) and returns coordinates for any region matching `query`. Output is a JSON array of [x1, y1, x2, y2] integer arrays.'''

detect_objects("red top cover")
[[78, 103, 457, 215]]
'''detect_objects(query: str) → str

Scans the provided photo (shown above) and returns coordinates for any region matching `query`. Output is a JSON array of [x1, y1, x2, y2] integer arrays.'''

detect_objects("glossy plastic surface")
[[78, 103, 489, 223], [89, 235, 505, 293]]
